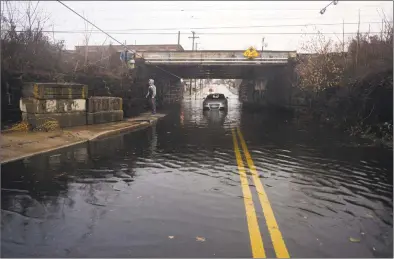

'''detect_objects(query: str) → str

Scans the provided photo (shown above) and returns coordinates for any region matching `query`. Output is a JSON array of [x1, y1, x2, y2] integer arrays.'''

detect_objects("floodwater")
[[1, 85, 392, 258]]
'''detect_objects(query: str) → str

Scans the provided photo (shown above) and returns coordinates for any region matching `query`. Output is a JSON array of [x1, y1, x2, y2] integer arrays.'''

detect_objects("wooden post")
[[177, 31, 180, 46]]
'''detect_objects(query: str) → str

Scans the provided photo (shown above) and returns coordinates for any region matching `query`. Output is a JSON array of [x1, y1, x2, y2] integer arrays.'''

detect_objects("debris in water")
[[54, 172, 67, 178], [349, 237, 361, 243], [168, 236, 174, 239], [89, 202, 106, 207], [365, 213, 374, 218], [196, 236, 206, 242]]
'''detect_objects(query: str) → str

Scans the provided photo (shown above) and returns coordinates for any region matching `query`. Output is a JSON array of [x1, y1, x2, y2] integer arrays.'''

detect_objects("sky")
[[3, 1, 393, 51]]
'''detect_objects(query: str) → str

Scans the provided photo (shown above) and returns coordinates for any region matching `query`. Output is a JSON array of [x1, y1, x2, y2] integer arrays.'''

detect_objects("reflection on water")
[[202, 110, 227, 127], [149, 123, 158, 156], [1, 84, 392, 258]]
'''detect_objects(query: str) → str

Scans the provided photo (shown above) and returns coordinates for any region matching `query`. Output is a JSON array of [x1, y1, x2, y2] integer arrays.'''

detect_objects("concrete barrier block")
[[20, 98, 86, 114], [22, 111, 87, 128], [22, 82, 88, 100], [86, 110, 124, 125], [87, 97, 123, 113]]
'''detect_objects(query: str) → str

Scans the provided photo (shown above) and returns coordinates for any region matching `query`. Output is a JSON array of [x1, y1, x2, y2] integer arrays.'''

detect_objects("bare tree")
[[82, 11, 94, 69], [25, 1, 41, 32], [1, 1, 64, 72]]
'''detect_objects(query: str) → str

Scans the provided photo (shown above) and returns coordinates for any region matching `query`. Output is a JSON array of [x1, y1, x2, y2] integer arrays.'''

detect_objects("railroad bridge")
[[137, 50, 296, 79], [136, 50, 297, 108]]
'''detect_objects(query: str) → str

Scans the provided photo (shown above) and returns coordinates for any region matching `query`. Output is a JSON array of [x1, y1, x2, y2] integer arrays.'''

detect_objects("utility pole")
[[261, 37, 267, 61], [188, 31, 199, 96], [188, 31, 199, 51]]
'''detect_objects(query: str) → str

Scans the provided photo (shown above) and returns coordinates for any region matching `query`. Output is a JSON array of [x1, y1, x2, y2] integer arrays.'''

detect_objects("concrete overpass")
[[136, 50, 298, 109], [137, 50, 297, 79]]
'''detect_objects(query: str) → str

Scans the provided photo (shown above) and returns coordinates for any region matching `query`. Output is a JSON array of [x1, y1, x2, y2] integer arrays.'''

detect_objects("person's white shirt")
[[146, 79, 156, 98], [148, 84, 156, 98]]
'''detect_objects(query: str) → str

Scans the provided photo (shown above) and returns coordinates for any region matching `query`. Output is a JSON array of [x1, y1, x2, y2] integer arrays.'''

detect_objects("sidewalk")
[[0, 112, 166, 164]]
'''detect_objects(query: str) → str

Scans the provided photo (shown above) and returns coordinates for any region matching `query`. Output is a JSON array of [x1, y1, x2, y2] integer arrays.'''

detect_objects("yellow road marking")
[[232, 129, 266, 258], [237, 127, 290, 258]]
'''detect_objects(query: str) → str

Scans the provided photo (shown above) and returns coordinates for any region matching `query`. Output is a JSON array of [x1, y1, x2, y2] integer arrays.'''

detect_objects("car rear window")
[[206, 94, 225, 100]]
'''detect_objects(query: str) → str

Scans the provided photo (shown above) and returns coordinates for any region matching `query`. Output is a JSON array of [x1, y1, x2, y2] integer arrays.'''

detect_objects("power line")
[[10, 21, 387, 34], [89, 4, 390, 12], [14, 30, 383, 35], [56, 0, 182, 80], [194, 32, 382, 35], [116, 21, 385, 31], [102, 14, 388, 23]]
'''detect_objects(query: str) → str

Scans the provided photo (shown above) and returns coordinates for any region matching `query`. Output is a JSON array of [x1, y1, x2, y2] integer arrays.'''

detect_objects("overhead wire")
[[89, 4, 390, 12], [12, 21, 385, 35], [12, 21, 386, 35], [56, 0, 183, 80], [13, 30, 384, 35], [102, 13, 388, 22], [93, 21, 386, 31]]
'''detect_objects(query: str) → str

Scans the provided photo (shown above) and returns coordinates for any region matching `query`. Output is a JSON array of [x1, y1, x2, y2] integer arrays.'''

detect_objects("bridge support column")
[[238, 63, 295, 110]]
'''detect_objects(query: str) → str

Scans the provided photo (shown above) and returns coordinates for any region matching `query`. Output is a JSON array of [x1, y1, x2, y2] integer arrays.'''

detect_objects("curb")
[[1, 117, 162, 165], [90, 121, 150, 141], [1, 139, 88, 165]]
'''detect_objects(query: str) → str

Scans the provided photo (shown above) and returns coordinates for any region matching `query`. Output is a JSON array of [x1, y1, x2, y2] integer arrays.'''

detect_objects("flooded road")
[[1, 85, 392, 258]]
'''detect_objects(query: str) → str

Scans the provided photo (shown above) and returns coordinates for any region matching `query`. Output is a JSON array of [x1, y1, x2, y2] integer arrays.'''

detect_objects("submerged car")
[[203, 93, 228, 110]]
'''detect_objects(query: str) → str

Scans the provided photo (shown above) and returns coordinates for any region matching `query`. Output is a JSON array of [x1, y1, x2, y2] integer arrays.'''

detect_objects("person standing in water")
[[145, 79, 156, 114]]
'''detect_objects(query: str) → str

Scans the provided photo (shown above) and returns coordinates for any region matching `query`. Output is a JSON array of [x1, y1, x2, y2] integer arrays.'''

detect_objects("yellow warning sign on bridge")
[[243, 47, 260, 59]]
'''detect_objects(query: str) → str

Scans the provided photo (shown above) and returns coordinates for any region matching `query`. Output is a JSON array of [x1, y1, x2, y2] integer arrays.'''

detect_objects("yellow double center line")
[[232, 128, 290, 258]]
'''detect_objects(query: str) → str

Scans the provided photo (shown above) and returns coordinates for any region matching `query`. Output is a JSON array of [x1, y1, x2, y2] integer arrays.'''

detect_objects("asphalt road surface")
[[1, 85, 392, 258]]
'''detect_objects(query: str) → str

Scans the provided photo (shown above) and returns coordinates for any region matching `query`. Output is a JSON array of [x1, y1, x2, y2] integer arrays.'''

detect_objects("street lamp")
[[320, 0, 338, 15]]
